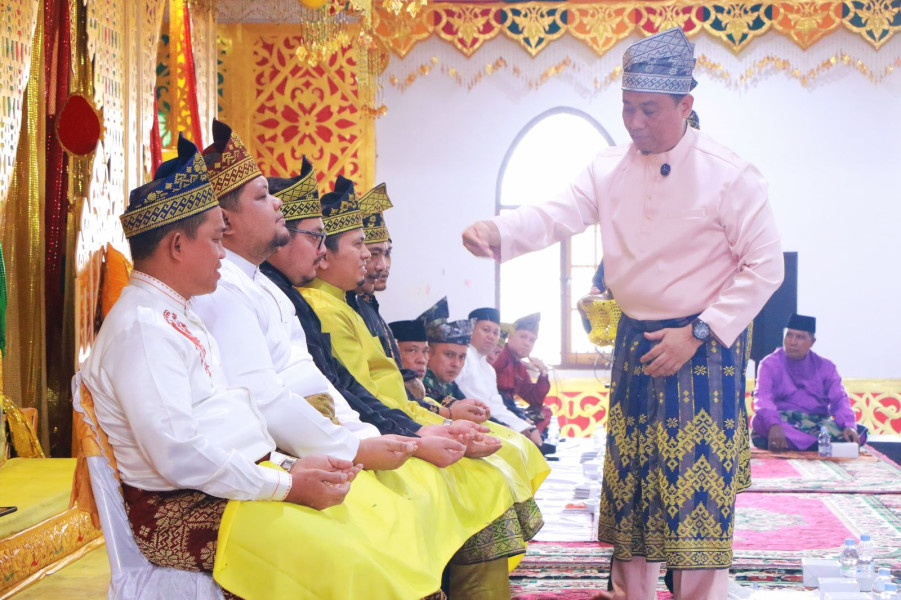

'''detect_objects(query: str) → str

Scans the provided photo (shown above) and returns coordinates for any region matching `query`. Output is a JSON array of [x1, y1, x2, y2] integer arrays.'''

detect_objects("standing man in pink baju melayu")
[[463, 27, 784, 600]]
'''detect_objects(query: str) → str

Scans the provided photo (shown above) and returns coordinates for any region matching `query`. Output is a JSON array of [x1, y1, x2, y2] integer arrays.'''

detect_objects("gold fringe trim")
[[388, 52, 901, 94]]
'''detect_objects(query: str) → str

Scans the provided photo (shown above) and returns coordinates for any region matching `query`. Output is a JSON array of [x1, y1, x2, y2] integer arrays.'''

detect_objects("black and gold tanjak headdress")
[[202, 119, 263, 199], [120, 134, 218, 239], [359, 182, 393, 244], [275, 156, 320, 221], [321, 175, 363, 235]]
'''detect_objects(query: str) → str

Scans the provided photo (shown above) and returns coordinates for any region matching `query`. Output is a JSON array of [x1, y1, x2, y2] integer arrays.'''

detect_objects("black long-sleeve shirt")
[[261, 263, 421, 438]]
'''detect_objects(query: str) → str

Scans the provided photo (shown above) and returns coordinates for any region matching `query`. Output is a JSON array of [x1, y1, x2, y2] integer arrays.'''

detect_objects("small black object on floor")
[[869, 440, 901, 467]]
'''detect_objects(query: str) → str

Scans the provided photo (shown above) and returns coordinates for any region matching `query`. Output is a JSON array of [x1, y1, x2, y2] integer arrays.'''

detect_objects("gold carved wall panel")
[[218, 24, 375, 190]]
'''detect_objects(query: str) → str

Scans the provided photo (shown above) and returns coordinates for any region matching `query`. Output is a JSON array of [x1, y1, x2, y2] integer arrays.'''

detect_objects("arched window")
[[496, 108, 613, 366]]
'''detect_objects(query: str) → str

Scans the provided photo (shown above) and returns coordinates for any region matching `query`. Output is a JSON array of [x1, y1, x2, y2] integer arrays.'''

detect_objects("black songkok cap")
[[786, 313, 816, 334], [469, 307, 500, 324], [389, 320, 427, 343]]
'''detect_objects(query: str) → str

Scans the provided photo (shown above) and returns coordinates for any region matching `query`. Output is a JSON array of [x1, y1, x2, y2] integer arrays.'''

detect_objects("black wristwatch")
[[691, 318, 712, 342]]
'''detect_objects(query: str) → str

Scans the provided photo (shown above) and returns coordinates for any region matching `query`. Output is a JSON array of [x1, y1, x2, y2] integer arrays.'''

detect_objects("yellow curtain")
[[0, 0, 41, 402], [1, 1, 48, 451]]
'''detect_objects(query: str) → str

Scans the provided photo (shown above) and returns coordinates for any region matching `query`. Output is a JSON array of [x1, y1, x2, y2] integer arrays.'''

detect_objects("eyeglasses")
[[286, 227, 327, 249]]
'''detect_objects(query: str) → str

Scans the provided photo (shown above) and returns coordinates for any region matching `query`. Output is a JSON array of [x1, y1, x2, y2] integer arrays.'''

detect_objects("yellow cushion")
[[0, 458, 77, 538], [101, 243, 132, 319]]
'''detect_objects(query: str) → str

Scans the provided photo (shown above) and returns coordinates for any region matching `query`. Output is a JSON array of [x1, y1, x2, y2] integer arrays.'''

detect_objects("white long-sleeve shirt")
[[456, 346, 532, 432], [492, 126, 783, 346], [81, 272, 291, 501], [192, 252, 375, 461]]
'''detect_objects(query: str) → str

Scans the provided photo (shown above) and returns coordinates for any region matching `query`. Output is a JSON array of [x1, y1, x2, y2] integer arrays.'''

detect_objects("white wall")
[[374, 34, 901, 378]]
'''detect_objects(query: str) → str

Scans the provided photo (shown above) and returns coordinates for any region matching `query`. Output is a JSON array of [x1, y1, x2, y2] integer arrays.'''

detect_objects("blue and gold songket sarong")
[[597, 313, 751, 569]]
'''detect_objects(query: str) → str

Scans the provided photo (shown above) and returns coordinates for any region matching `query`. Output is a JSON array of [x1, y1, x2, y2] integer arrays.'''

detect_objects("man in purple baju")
[[751, 313, 863, 451]]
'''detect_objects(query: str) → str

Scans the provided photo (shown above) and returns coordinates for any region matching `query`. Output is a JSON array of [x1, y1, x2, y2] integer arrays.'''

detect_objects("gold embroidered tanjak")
[[323, 208, 365, 235], [275, 160, 321, 221], [120, 153, 218, 239], [203, 122, 264, 198], [359, 182, 393, 244]]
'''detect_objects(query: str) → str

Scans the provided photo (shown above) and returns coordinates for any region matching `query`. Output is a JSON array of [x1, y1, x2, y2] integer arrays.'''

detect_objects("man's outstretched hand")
[[462, 221, 501, 260]]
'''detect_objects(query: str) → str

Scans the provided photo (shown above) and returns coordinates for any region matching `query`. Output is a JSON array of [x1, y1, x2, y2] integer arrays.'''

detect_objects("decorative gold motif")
[[372, 1, 901, 58], [432, 5, 503, 57], [568, 4, 635, 56], [546, 378, 901, 438], [373, 4, 432, 58], [843, 0, 900, 48], [501, 4, 569, 57], [772, 1, 843, 49], [0, 508, 102, 596], [218, 24, 376, 189], [702, 3, 774, 52], [633, 2, 704, 38]]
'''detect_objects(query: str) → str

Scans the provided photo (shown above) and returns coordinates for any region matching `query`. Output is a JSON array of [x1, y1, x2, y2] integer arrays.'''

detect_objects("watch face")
[[693, 320, 711, 341]]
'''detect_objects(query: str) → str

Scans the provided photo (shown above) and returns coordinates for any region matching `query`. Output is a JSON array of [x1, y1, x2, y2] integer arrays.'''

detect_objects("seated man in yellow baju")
[[81, 136, 450, 600], [297, 176, 552, 594], [349, 187, 489, 425], [259, 170, 540, 598]]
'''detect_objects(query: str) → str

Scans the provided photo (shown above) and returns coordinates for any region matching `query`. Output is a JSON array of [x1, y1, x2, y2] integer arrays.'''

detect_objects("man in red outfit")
[[492, 313, 554, 437]]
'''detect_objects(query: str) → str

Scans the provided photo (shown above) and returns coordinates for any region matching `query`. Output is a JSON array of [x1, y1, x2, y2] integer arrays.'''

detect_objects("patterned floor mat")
[[748, 446, 901, 493]]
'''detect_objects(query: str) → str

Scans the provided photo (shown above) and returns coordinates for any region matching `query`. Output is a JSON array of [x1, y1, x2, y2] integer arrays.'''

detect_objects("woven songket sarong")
[[123, 484, 226, 573], [451, 499, 543, 565], [597, 313, 751, 569]]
